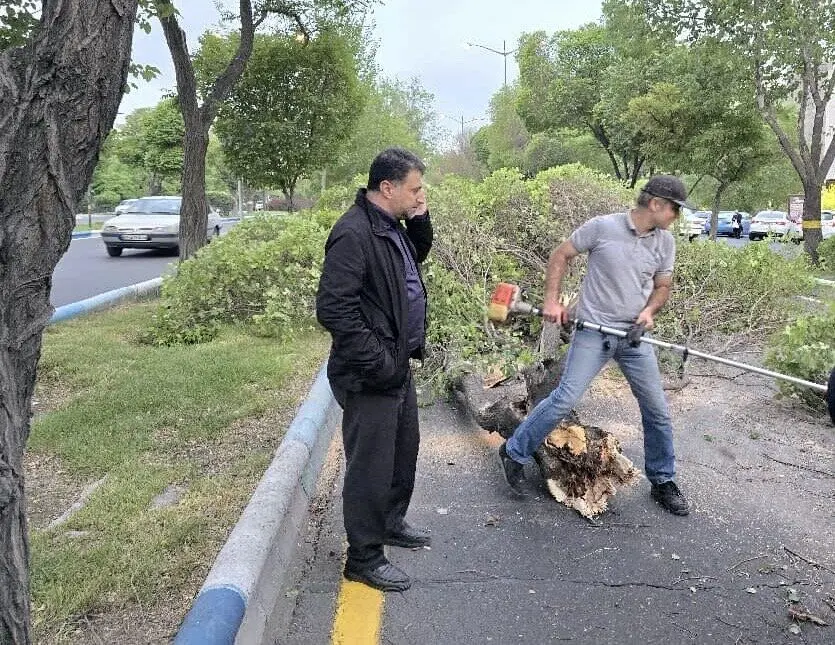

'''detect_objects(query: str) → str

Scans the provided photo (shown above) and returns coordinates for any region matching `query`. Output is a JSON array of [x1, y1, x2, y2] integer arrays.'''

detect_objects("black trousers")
[[331, 369, 419, 569]]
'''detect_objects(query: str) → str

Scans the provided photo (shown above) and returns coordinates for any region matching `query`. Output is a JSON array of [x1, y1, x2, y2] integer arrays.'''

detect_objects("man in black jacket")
[[316, 148, 433, 592]]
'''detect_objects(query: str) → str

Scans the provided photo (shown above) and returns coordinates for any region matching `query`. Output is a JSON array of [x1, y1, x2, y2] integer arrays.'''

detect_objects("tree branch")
[[755, 65, 807, 180], [200, 0, 255, 125]]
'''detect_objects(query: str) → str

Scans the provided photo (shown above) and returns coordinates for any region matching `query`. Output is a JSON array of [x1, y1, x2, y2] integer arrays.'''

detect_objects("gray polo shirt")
[[569, 212, 675, 330]]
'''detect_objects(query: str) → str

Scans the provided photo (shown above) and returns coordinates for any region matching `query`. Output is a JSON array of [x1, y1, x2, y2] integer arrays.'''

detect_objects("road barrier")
[[50, 277, 163, 324]]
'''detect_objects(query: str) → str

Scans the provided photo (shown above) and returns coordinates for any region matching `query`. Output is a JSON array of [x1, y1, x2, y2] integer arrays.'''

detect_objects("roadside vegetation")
[[29, 303, 328, 642], [149, 174, 826, 414]]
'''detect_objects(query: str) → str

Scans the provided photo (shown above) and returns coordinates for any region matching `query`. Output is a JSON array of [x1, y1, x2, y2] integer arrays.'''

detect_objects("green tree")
[[477, 86, 530, 173], [150, 0, 374, 259], [325, 77, 437, 186], [634, 0, 835, 261], [517, 25, 651, 186], [624, 43, 771, 237], [142, 98, 186, 194], [208, 30, 363, 210], [0, 4, 139, 642]]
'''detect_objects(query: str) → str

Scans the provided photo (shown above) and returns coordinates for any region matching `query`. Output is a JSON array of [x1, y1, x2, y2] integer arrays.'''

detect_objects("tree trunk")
[[709, 182, 726, 242], [0, 3, 138, 643], [803, 183, 823, 265], [179, 128, 210, 259]]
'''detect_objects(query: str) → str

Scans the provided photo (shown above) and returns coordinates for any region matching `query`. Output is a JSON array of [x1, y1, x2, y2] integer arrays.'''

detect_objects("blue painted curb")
[[71, 231, 101, 239], [50, 277, 163, 323], [174, 586, 247, 645]]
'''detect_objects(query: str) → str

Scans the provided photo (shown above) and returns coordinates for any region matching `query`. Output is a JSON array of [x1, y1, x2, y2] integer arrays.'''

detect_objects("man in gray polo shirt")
[[498, 175, 693, 515]]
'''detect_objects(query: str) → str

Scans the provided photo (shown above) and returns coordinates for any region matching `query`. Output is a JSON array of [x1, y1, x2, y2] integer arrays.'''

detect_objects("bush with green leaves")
[[655, 238, 814, 349], [765, 303, 835, 412], [818, 235, 835, 272], [421, 164, 631, 388], [421, 163, 816, 391], [147, 213, 332, 345], [207, 190, 234, 215]]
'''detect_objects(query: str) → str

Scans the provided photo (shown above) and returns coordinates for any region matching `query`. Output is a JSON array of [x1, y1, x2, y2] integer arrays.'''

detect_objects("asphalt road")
[[50, 236, 178, 307], [280, 364, 835, 645]]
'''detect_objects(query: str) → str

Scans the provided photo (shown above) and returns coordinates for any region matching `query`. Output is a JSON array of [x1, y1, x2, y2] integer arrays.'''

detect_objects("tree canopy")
[[200, 29, 364, 208]]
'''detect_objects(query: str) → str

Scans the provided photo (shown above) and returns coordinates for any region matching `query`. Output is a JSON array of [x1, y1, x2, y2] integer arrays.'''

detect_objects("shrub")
[[818, 235, 835, 272], [267, 195, 314, 212], [656, 239, 815, 349], [765, 303, 835, 412], [147, 214, 327, 345], [421, 163, 815, 391]]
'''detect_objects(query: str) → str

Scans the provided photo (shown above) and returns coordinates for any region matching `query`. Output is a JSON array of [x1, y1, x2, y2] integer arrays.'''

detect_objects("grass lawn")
[[27, 302, 329, 643], [72, 223, 104, 232]]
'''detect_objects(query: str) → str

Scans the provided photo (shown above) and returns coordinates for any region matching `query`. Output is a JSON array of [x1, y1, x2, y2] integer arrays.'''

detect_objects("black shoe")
[[651, 481, 690, 516], [499, 442, 526, 495], [344, 562, 411, 592], [385, 521, 431, 548]]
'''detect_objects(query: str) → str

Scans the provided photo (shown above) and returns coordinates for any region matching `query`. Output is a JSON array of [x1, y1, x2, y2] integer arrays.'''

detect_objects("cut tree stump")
[[453, 358, 639, 518], [534, 421, 638, 518]]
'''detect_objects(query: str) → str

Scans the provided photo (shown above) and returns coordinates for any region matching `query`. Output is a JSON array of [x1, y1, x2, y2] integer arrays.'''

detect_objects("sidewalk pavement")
[[277, 366, 834, 645]]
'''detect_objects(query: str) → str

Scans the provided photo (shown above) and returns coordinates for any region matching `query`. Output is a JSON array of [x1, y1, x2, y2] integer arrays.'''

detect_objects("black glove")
[[626, 323, 645, 348]]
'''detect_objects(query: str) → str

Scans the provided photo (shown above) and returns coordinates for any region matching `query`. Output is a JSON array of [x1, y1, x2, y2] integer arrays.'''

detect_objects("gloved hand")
[[626, 322, 645, 348]]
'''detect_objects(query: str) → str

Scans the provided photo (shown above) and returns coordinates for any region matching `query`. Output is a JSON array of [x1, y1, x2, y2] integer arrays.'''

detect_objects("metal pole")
[[503, 40, 507, 86], [577, 321, 828, 393]]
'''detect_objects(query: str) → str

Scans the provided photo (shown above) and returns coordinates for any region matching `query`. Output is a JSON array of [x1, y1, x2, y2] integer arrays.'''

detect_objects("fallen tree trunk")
[[453, 358, 638, 518]]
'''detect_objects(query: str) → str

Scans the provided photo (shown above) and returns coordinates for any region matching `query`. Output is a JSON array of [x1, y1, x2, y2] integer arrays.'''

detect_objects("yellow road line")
[[331, 579, 384, 645]]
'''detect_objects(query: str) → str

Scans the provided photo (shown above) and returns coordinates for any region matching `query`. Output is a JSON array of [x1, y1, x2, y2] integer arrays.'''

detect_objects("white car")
[[679, 210, 706, 241], [822, 210, 834, 239], [100, 196, 222, 257], [748, 210, 802, 241]]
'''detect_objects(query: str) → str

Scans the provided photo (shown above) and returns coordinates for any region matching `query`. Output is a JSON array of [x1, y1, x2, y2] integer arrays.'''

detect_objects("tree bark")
[[0, 3, 138, 643], [803, 182, 823, 264], [709, 181, 726, 242]]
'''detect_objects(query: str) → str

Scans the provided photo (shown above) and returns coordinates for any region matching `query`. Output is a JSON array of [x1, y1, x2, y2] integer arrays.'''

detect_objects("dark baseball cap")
[[641, 175, 696, 210]]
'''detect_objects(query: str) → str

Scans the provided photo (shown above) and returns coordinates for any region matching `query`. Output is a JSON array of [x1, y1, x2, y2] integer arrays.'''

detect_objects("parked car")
[[704, 211, 751, 237], [748, 210, 802, 241], [100, 196, 222, 257], [823, 210, 835, 240], [114, 198, 138, 215], [679, 210, 706, 241]]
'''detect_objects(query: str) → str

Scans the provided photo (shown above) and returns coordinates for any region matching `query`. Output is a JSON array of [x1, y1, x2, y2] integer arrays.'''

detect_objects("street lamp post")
[[440, 113, 485, 142], [465, 39, 518, 86]]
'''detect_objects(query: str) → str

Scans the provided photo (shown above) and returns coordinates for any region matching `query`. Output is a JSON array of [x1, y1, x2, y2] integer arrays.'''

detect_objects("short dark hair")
[[367, 147, 426, 191], [636, 191, 653, 208]]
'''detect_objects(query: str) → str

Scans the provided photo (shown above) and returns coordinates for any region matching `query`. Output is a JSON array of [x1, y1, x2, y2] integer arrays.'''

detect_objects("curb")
[[174, 364, 339, 645], [50, 277, 163, 324], [71, 231, 102, 239]]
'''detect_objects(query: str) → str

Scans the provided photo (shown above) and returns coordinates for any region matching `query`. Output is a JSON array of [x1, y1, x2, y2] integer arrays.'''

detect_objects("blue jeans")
[[505, 327, 676, 484]]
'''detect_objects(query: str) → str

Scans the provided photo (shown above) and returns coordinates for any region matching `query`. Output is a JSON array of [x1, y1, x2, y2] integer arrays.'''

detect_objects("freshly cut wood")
[[453, 358, 639, 518], [535, 422, 638, 518]]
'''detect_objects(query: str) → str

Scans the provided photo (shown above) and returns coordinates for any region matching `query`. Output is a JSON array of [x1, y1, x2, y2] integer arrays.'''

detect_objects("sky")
[[120, 0, 604, 140]]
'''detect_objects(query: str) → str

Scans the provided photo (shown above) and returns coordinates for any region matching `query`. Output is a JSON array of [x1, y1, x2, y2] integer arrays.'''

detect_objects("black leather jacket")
[[316, 189, 433, 393]]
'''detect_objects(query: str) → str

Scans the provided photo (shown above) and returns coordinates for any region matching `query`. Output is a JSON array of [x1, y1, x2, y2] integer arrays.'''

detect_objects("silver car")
[[823, 210, 834, 240], [100, 196, 222, 257]]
